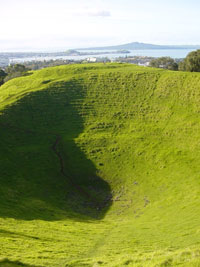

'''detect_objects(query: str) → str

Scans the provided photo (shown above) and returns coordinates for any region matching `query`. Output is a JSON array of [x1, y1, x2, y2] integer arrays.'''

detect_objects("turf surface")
[[0, 63, 200, 266]]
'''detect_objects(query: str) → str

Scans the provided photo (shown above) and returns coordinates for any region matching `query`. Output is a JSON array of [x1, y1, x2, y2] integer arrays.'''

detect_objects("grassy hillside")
[[0, 63, 200, 266]]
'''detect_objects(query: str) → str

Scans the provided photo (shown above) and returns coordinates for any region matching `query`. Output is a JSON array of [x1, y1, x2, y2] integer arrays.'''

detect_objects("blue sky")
[[1, 0, 200, 51]]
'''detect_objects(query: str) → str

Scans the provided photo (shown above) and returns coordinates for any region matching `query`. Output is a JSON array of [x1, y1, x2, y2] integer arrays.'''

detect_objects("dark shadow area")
[[23, 72, 34, 77], [0, 79, 112, 221], [0, 259, 36, 267]]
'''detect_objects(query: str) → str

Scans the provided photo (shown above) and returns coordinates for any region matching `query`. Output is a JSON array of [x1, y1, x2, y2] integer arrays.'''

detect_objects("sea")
[[10, 49, 196, 63]]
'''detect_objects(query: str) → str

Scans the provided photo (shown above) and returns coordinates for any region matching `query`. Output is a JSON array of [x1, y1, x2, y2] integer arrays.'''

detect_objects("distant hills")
[[78, 42, 200, 50]]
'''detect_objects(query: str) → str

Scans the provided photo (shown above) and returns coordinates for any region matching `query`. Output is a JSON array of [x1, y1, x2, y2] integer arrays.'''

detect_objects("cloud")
[[87, 10, 111, 17]]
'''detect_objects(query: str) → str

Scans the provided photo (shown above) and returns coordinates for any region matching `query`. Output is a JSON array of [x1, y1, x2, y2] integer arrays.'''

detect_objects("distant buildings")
[[115, 56, 152, 66], [138, 62, 150, 67], [87, 57, 97, 62], [86, 57, 111, 63]]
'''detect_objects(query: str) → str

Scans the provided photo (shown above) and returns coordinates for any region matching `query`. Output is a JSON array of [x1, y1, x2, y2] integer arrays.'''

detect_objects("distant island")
[[1, 43, 199, 67], [64, 49, 130, 56], [77, 42, 200, 50]]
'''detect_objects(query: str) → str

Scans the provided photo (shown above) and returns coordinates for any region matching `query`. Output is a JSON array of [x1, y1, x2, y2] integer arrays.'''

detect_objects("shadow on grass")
[[0, 79, 112, 221], [0, 259, 36, 267]]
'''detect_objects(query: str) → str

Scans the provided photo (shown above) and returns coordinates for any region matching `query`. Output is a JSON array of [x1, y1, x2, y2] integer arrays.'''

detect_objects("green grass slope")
[[0, 63, 200, 266]]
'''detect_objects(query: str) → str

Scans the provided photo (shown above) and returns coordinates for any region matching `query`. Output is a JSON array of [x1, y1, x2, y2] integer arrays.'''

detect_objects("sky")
[[1, 0, 200, 51]]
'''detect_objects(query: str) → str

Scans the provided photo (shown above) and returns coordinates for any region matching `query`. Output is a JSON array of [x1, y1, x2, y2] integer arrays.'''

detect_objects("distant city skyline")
[[1, 0, 200, 51]]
